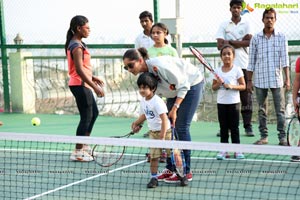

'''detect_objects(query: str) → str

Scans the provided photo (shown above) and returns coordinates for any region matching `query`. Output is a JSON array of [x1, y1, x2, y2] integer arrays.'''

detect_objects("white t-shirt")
[[215, 17, 252, 69], [135, 33, 172, 49], [135, 32, 154, 49], [214, 65, 244, 104], [140, 94, 170, 131]]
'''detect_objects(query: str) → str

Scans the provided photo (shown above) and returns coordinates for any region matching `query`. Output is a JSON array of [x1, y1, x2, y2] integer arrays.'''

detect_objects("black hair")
[[64, 15, 88, 55], [137, 72, 157, 92], [262, 7, 276, 20], [150, 22, 169, 44], [123, 48, 149, 61], [230, 0, 244, 7], [220, 44, 235, 57], [139, 11, 153, 22]]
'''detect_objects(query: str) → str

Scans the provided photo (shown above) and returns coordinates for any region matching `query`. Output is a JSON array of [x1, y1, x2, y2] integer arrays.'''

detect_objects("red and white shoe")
[[164, 172, 193, 183], [157, 169, 173, 181]]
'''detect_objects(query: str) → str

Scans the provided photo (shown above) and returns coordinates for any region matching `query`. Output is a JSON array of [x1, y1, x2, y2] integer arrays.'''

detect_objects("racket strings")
[[91, 130, 137, 167]]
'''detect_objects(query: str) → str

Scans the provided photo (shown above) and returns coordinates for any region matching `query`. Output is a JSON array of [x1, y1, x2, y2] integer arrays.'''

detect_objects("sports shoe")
[[70, 149, 93, 162], [245, 128, 255, 137], [291, 156, 300, 162], [147, 177, 158, 188], [254, 137, 268, 145], [164, 172, 193, 183], [234, 152, 245, 159], [159, 150, 167, 163], [216, 152, 230, 160], [279, 138, 288, 146], [157, 169, 173, 181]]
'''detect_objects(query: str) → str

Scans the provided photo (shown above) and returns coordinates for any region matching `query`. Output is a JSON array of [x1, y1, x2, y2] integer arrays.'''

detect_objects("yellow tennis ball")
[[31, 117, 41, 126]]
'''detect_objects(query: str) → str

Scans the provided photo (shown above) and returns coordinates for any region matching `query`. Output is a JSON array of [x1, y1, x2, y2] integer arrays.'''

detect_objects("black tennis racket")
[[91, 130, 136, 167], [189, 46, 224, 84], [287, 111, 300, 147], [170, 126, 188, 186]]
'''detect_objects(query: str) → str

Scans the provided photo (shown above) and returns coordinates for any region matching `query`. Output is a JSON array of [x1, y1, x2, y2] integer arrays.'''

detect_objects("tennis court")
[[1, 113, 300, 199]]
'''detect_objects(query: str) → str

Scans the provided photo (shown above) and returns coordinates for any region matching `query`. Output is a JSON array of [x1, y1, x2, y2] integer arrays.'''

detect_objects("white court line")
[[191, 156, 296, 164], [0, 148, 145, 157], [2, 148, 295, 164], [24, 159, 147, 200]]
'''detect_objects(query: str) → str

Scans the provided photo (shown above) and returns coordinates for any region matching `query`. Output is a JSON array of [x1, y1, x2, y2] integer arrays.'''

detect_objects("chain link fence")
[[1, 0, 300, 122]]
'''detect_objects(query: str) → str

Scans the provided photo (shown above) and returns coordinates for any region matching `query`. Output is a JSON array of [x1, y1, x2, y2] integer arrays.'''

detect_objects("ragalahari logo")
[[241, 1, 254, 15]]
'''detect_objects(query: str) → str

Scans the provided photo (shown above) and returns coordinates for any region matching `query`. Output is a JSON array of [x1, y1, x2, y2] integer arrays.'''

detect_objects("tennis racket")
[[91, 130, 137, 167], [189, 46, 224, 84], [287, 97, 300, 147], [170, 126, 188, 186]]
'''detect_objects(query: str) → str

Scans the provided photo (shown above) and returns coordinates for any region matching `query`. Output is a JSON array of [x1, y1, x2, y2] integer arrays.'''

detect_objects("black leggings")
[[217, 103, 240, 144], [70, 86, 99, 136]]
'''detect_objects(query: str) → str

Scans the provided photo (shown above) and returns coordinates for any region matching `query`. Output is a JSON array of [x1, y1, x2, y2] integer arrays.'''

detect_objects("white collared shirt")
[[216, 17, 252, 69], [135, 32, 154, 49]]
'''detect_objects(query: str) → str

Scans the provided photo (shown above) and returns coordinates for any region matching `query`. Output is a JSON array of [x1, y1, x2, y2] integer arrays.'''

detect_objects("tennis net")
[[0, 132, 300, 200]]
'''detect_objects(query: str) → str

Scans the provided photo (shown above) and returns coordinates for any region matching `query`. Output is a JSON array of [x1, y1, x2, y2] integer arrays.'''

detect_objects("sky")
[[2, 0, 300, 44]]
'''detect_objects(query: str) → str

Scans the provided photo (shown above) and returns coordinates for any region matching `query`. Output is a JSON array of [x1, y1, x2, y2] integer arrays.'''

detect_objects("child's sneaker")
[[70, 149, 93, 162], [147, 177, 158, 188], [157, 169, 173, 181], [159, 149, 167, 163], [234, 152, 245, 159], [216, 152, 230, 160]]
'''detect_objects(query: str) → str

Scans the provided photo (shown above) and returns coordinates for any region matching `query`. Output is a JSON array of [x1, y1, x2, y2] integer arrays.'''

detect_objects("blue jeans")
[[165, 81, 204, 174], [255, 87, 286, 139]]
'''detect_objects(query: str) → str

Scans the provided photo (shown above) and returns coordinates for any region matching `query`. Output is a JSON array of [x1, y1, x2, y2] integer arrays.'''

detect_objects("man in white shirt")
[[216, 0, 254, 137], [135, 11, 154, 49]]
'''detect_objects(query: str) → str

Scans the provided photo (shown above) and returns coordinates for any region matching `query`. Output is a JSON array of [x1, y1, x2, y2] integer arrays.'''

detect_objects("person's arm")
[[73, 48, 104, 97], [283, 66, 290, 91], [246, 36, 256, 93], [132, 114, 146, 133], [168, 97, 183, 127], [229, 34, 252, 48], [227, 76, 246, 91], [246, 71, 253, 93], [217, 38, 229, 50], [216, 22, 227, 50], [212, 78, 223, 91], [159, 113, 169, 140]]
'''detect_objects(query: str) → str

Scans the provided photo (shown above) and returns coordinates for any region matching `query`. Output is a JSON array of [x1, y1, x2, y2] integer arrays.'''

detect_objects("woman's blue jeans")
[[166, 81, 204, 174]]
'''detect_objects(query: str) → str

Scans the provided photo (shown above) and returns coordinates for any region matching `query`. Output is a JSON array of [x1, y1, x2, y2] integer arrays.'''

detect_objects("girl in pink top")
[[65, 15, 105, 162]]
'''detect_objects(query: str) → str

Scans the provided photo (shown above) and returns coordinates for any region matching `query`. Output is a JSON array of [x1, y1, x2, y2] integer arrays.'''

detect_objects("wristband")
[[173, 103, 180, 109]]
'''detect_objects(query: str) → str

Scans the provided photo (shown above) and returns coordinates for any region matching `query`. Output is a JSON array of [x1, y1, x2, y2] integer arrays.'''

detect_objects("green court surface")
[[0, 113, 282, 145], [1, 113, 299, 200]]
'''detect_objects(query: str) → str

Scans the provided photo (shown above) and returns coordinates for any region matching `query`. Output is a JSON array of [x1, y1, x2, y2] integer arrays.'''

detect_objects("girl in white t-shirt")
[[212, 44, 246, 160]]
